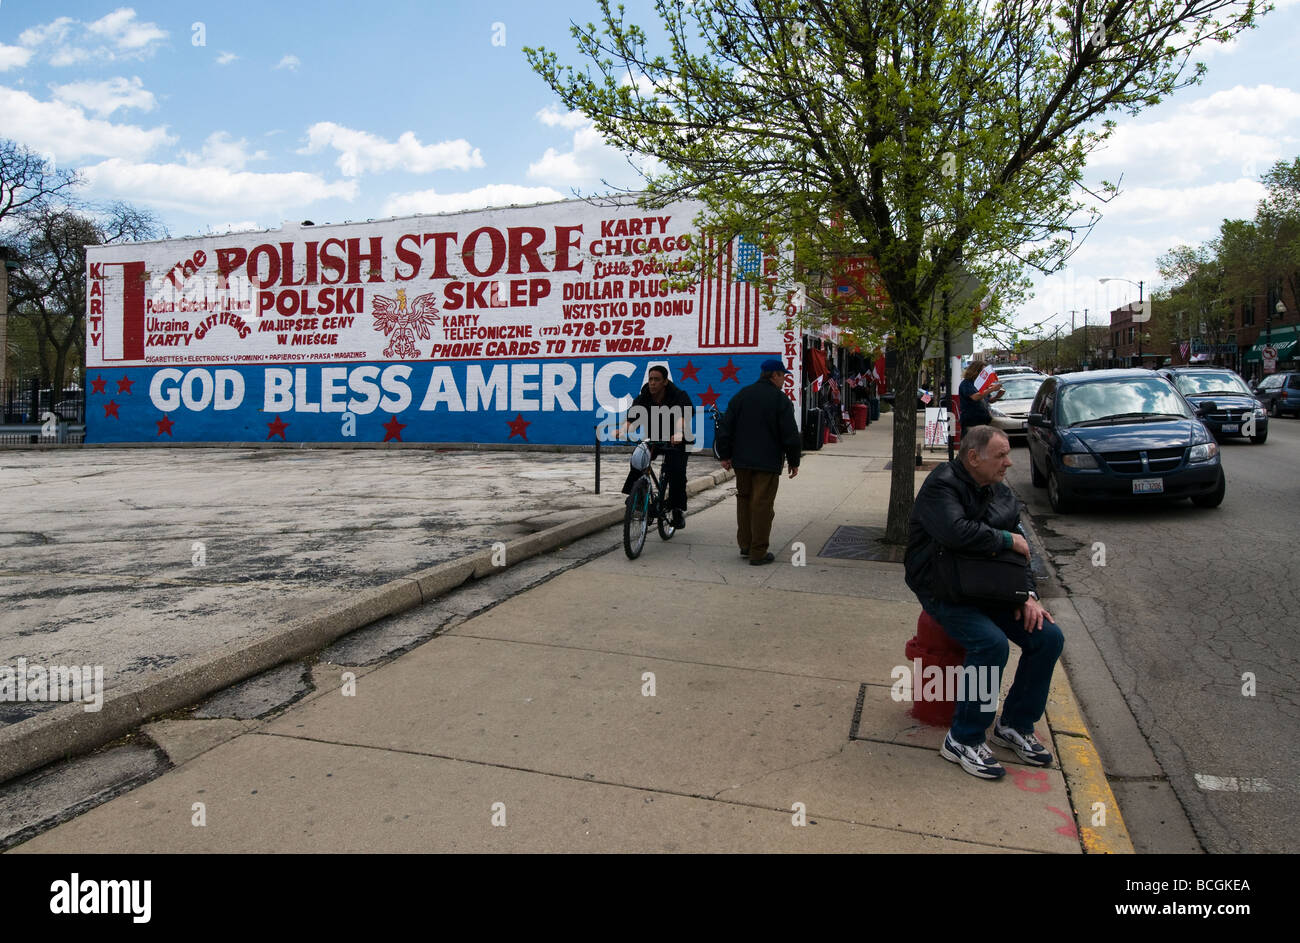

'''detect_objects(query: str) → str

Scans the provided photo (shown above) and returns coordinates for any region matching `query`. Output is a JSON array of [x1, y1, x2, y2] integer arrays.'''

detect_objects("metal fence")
[[0, 378, 85, 446]]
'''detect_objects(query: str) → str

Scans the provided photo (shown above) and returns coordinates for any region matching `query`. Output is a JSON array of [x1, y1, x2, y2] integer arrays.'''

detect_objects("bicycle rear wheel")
[[623, 478, 650, 558]]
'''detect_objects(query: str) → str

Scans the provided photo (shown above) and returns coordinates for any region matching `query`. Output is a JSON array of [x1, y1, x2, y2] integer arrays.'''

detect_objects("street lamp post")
[[1100, 277, 1145, 367]]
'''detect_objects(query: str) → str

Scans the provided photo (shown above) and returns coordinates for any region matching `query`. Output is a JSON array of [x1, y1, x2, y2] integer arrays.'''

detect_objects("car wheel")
[[1047, 467, 1072, 513], [1030, 451, 1046, 487], [1190, 469, 1226, 508], [1269, 400, 1281, 418]]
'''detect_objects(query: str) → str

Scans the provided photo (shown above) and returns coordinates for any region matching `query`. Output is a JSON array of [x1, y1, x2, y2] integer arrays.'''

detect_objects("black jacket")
[[629, 380, 694, 446], [903, 458, 1035, 600], [716, 379, 801, 473]]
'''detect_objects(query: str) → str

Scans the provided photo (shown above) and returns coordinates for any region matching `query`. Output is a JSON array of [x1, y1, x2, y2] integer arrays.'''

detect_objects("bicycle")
[[623, 440, 676, 559]]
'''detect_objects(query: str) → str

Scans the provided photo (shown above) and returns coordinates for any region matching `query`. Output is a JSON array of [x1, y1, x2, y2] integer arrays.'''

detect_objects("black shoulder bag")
[[930, 493, 1031, 605]]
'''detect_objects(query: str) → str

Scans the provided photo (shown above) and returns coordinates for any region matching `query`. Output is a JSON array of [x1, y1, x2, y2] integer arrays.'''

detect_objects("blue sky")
[[2, 1, 1297, 342]]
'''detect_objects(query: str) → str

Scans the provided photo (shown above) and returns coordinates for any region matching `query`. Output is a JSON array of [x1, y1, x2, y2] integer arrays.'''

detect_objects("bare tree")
[[8, 203, 165, 394], [0, 139, 80, 230]]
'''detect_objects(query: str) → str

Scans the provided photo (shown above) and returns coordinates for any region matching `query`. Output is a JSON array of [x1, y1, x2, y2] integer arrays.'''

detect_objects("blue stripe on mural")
[[83, 354, 780, 446]]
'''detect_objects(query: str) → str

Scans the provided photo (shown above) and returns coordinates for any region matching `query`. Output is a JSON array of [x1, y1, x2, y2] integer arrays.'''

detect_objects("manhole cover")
[[818, 525, 907, 563]]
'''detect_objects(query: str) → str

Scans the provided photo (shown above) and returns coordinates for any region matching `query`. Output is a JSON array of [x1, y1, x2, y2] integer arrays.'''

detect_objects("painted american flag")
[[697, 235, 771, 348]]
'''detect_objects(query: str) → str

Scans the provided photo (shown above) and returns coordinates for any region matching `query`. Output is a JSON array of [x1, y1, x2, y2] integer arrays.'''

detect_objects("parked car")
[[1026, 369, 1224, 513], [990, 364, 1038, 376], [1158, 367, 1268, 444], [988, 373, 1047, 440], [1253, 371, 1300, 418]]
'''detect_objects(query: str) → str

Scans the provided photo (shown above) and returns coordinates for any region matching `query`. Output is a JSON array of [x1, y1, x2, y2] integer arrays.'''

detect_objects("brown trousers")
[[734, 468, 781, 561]]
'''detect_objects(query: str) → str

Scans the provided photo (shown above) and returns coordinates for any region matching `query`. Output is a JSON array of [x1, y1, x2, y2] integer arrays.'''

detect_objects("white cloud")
[[18, 18, 75, 47], [1092, 85, 1300, 184], [216, 52, 238, 66], [1102, 180, 1268, 226], [527, 112, 656, 186], [81, 158, 357, 216], [381, 184, 565, 217], [301, 122, 485, 176], [50, 76, 155, 116], [275, 54, 301, 71], [536, 105, 591, 130], [0, 44, 34, 71], [19, 9, 167, 65], [0, 85, 173, 162], [181, 131, 267, 171], [87, 8, 167, 51]]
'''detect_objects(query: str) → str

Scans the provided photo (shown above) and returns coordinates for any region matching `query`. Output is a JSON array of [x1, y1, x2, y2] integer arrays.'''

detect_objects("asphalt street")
[[1005, 417, 1300, 853]]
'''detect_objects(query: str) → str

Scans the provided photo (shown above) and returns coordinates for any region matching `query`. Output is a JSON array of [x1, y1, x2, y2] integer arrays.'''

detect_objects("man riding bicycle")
[[614, 365, 694, 530]]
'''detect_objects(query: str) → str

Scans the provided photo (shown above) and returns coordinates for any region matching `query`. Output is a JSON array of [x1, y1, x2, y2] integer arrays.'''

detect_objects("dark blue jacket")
[[716, 380, 801, 473]]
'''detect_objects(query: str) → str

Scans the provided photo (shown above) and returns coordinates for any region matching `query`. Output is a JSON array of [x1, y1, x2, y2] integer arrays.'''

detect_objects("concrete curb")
[[0, 467, 735, 785], [1043, 601, 1135, 854]]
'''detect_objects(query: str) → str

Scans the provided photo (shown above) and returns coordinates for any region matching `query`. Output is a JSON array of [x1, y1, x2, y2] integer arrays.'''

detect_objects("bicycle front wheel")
[[623, 478, 650, 559]]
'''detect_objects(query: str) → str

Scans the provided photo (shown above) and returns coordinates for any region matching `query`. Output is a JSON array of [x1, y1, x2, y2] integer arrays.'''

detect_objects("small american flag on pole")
[[697, 235, 766, 348]]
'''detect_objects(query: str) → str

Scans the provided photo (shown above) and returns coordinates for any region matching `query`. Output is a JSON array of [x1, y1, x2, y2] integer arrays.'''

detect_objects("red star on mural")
[[266, 415, 289, 440], [699, 385, 720, 408], [91, 375, 107, 394], [156, 415, 175, 437], [507, 413, 531, 441], [116, 376, 134, 394], [104, 400, 120, 418], [719, 358, 741, 383], [382, 415, 406, 442], [678, 360, 700, 383]]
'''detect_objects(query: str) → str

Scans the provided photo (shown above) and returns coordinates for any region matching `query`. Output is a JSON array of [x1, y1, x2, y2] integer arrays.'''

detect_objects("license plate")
[[1133, 478, 1163, 494], [1222, 424, 1238, 434]]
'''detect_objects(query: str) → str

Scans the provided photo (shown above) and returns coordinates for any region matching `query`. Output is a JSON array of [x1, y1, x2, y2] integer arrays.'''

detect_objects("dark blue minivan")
[[1026, 370, 1225, 513]]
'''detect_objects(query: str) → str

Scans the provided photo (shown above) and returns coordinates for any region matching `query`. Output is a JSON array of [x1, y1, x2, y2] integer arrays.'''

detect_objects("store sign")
[[85, 199, 801, 444]]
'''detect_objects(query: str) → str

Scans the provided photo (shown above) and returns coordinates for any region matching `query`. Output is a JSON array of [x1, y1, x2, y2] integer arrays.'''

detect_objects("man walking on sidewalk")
[[716, 359, 801, 566], [903, 425, 1064, 780]]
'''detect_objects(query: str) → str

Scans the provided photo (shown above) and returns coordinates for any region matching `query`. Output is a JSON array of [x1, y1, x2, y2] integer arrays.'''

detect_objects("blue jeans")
[[917, 592, 1064, 746]]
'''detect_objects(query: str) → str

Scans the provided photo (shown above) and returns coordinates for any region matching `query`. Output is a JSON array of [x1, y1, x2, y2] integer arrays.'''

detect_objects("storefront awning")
[[1242, 325, 1299, 362]]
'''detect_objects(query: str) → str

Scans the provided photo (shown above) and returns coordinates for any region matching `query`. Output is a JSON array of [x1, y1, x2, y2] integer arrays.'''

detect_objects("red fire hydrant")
[[903, 610, 967, 726]]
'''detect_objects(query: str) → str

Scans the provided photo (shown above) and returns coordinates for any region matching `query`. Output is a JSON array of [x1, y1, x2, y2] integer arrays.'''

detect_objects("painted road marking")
[[1193, 774, 1273, 792]]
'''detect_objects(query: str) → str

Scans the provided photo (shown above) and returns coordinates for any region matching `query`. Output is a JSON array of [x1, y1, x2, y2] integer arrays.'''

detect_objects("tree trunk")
[[885, 336, 923, 544]]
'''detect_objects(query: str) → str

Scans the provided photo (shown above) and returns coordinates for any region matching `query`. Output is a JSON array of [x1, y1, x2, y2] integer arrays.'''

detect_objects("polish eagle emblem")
[[371, 289, 439, 359]]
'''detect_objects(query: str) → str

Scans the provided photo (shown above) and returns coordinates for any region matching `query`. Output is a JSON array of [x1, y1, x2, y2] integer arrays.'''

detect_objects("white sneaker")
[[991, 719, 1053, 767], [940, 732, 1006, 780]]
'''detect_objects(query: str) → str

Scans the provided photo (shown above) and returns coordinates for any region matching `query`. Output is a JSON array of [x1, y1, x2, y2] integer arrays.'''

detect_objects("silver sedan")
[[989, 374, 1048, 439]]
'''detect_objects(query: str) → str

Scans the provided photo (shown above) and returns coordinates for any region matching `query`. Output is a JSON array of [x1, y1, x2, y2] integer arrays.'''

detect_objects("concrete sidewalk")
[[8, 418, 1129, 853]]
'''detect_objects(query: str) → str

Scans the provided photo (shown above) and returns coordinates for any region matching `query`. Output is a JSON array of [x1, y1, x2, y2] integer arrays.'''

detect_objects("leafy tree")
[[1222, 159, 1300, 329], [527, 0, 1266, 540], [8, 203, 164, 395], [1156, 242, 1228, 351]]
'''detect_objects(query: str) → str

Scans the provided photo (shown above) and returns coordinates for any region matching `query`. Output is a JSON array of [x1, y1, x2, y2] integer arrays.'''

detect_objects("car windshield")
[[1059, 378, 1192, 426], [998, 377, 1045, 400], [1173, 372, 1252, 396]]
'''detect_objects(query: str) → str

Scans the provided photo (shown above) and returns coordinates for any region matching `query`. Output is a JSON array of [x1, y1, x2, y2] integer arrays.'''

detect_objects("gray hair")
[[958, 425, 1007, 460]]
